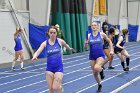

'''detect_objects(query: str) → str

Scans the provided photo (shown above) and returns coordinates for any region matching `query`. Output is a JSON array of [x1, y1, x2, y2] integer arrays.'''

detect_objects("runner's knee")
[[53, 78, 62, 90], [94, 64, 101, 72]]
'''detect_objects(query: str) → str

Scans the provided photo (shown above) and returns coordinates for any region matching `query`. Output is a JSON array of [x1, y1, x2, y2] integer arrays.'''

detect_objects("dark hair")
[[102, 21, 108, 27], [46, 26, 58, 36], [109, 28, 115, 34], [49, 26, 57, 32], [19, 28, 23, 31], [102, 21, 108, 33]]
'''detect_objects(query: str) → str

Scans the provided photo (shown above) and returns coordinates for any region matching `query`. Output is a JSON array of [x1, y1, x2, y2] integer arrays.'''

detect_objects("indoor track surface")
[[0, 42, 140, 93]]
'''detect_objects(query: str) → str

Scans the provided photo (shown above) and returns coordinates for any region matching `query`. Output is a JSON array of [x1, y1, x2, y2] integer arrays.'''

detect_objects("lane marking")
[[39, 57, 140, 93], [110, 76, 140, 93], [75, 57, 140, 93]]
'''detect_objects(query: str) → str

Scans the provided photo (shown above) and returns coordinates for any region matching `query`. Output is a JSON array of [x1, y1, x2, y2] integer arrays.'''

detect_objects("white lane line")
[[0, 60, 89, 86], [75, 57, 140, 93], [1, 51, 140, 87], [0, 43, 139, 74], [4, 66, 90, 93], [0, 53, 89, 73], [0, 46, 139, 79], [131, 55, 140, 57], [110, 76, 140, 93], [0, 72, 42, 74], [2, 44, 140, 92], [0, 57, 88, 79], [10, 52, 140, 93], [0, 43, 139, 75], [39, 57, 140, 93]]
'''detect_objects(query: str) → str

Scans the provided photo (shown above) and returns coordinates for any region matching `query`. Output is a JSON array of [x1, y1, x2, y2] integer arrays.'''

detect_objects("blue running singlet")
[[89, 32, 105, 60], [14, 34, 23, 51], [46, 38, 63, 73]]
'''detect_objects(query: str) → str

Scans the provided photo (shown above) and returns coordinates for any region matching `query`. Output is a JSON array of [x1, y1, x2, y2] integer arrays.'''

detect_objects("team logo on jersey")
[[47, 48, 60, 54], [90, 38, 100, 43]]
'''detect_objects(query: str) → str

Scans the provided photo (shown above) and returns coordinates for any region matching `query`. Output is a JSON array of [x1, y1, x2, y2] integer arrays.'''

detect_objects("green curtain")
[[51, 0, 88, 54]]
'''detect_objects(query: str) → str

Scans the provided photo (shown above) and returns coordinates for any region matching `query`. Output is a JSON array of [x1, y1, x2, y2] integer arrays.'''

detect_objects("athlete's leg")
[[12, 51, 19, 70], [95, 57, 105, 79], [94, 57, 104, 72], [121, 49, 130, 71], [53, 72, 64, 93], [19, 50, 25, 70], [90, 60, 102, 92], [94, 57, 105, 92], [116, 52, 126, 71], [90, 60, 102, 83], [46, 71, 55, 93], [103, 49, 109, 66], [103, 49, 114, 69]]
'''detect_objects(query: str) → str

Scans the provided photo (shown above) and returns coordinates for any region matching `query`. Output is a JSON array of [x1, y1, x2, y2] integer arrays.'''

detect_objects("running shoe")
[[97, 84, 102, 92]]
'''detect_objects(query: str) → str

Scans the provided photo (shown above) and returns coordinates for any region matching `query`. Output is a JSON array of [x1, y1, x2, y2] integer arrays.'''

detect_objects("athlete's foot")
[[21, 67, 25, 70], [59, 86, 64, 93], [12, 67, 16, 71], [123, 68, 127, 71], [100, 68, 105, 80], [125, 67, 129, 71], [61, 87, 64, 93], [102, 66, 105, 70], [97, 84, 102, 92], [108, 66, 115, 69]]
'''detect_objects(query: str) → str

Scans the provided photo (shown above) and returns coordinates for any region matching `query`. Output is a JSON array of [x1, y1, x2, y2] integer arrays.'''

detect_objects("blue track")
[[0, 42, 140, 93]]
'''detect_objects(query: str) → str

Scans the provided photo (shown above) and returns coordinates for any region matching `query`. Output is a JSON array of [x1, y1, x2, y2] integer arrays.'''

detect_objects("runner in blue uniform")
[[12, 27, 25, 71], [114, 29, 130, 71], [32, 26, 74, 93], [84, 21, 114, 92]]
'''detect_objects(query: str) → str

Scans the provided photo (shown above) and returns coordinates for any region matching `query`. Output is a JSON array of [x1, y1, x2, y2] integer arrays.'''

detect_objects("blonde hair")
[[122, 29, 128, 35], [14, 27, 23, 35], [55, 24, 59, 28]]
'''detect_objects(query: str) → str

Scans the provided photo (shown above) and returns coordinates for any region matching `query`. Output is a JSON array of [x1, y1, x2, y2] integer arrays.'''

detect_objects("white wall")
[[119, 0, 128, 31], [0, 0, 51, 25], [11, 0, 27, 10], [0, 0, 9, 9], [86, 0, 93, 26], [0, 0, 26, 10], [0, 10, 30, 64], [137, 2, 140, 41], [108, 0, 121, 25], [128, 1, 139, 25], [29, 0, 51, 25], [128, 1, 140, 41]]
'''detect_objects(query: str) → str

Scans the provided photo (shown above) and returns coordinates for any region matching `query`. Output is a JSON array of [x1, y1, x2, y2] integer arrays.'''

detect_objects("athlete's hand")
[[122, 46, 126, 50], [70, 48, 76, 52], [84, 40, 89, 49], [110, 50, 114, 56], [32, 57, 38, 61]]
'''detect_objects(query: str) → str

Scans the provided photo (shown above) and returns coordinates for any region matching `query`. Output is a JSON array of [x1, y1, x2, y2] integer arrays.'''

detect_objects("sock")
[[126, 58, 130, 66], [20, 62, 24, 68], [12, 61, 16, 67], [100, 68, 105, 80], [121, 62, 125, 68]]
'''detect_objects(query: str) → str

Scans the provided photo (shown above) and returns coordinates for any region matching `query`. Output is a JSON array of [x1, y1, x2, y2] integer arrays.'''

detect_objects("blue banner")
[[128, 24, 139, 42], [29, 23, 50, 58]]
